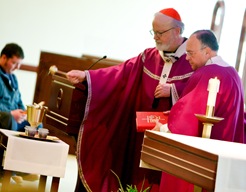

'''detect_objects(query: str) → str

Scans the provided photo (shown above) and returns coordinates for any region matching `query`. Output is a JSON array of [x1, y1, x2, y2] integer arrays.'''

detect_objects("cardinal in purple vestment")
[[66, 8, 193, 192]]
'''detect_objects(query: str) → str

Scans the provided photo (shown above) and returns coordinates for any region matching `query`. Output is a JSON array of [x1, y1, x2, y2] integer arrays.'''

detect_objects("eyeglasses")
[[149, 27, 175, 38], [186, 46, 207, 57]]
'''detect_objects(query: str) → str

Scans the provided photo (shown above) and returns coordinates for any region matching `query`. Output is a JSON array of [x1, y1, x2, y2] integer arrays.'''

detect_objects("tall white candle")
[[207, 77, 220, 107]]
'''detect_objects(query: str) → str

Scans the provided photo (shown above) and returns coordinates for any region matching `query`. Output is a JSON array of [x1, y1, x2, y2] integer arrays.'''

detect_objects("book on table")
[[136, 111, 168, 132]]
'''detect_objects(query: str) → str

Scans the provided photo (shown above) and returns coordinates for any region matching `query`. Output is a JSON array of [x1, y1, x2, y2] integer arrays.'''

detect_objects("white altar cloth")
[[148, 131, 246, 192], [1, 129, 69, 178]]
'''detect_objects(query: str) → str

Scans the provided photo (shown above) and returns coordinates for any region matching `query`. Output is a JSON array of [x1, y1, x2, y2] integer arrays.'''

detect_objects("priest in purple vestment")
[[66, 8, 193, 192], [154, 29, 245, 192]]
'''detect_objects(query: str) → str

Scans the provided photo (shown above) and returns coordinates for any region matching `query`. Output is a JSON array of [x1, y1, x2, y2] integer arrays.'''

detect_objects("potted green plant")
[[111, 170, 151, 192]]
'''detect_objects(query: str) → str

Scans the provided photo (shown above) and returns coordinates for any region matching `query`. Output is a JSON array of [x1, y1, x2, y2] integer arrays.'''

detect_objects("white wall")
[[0, 0, 245, 105]]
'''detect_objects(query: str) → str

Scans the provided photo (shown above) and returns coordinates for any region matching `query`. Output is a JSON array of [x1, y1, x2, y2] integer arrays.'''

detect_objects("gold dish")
[[18, 133, 59, 142], [195, 114, 224, 124]]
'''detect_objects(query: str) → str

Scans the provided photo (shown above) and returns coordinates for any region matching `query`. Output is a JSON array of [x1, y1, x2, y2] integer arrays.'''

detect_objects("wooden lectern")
[[33, 51, 122, 153], [141, 130, 246, 192], [45, 75, 87, 135], [141, 131, 218, 191]]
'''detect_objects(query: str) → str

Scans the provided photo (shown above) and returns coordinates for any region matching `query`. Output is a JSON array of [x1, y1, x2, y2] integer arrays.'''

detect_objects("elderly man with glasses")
[[66, 8, 193, 192]]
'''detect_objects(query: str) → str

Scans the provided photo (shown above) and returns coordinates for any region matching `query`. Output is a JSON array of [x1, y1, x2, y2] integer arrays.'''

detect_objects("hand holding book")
[[136, 111, 169, 132]]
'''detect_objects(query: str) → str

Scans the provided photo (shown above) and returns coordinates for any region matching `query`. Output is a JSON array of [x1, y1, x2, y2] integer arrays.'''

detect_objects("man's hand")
[[154, 83, 172, 98], [66, 70, 86, 84], [152, 111, 170, 132], [11, 109, 27, 123], [152, 120, 163, 131]]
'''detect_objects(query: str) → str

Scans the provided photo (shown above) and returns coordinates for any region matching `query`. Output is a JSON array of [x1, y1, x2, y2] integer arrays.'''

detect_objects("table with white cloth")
[[140, 130, 246, 192], [0, 129, 69, 192]]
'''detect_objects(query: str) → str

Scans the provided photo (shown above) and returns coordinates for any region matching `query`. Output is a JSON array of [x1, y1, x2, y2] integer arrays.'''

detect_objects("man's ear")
[[175, 27, 181, 35], [1, 54, 7, 60], [204, 47, 211, 56]]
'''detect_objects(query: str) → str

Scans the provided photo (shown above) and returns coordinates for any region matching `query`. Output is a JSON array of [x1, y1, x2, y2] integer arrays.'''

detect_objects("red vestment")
[[160, 56, 245, 192], [76, 46, 193, 191]]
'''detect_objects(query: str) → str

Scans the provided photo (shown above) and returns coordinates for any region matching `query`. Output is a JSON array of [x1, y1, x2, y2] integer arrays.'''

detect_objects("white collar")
[[205, 56, 230, 67], [159, 40, 187, 63]]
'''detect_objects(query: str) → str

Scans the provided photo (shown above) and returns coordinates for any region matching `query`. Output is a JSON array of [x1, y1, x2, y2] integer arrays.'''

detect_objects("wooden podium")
[[141, 131, 246, 191], [141, 131, 218, 191], [33, 51, 122, 153], [45, 75, 87, 135]]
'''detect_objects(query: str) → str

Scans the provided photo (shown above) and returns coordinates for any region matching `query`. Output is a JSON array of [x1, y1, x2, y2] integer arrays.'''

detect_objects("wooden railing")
[[20, 64, 38, 73]]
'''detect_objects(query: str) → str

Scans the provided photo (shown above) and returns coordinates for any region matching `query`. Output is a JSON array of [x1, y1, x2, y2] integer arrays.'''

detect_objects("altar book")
[[136, 111, 168, 132]]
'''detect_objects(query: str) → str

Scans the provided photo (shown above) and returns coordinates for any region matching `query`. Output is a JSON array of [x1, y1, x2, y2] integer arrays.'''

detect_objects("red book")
[[136, 111, 168, 132]]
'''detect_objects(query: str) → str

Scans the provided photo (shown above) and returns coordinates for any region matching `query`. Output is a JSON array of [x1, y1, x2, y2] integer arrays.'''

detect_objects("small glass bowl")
[[38, 128, 49, 139], [25, 126, 37, 137]]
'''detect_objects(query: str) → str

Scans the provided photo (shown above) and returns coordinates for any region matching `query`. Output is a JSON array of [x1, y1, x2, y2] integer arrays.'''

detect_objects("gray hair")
[[154, 12, 185, 34], [172, 19, 184, 34]]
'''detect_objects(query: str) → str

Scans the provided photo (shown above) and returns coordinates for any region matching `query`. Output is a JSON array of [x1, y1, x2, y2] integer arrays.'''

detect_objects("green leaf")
[[111, 169, 151, 192]]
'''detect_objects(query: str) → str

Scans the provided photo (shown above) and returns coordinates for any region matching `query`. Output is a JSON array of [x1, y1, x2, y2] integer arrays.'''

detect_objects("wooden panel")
[[141, 131, 218, 191], [45, 75, 87, 134], [144, 131, 218, 161], [20, 64, 38, 72], [33, 51, 122, 154]]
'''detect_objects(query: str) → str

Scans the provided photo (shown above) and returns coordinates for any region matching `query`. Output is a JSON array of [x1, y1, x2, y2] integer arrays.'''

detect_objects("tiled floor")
[[0, 154, 78, 192]]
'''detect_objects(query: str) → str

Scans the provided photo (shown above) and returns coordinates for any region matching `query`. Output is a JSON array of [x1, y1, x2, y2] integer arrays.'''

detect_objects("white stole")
[[159, 51, 178, 105]]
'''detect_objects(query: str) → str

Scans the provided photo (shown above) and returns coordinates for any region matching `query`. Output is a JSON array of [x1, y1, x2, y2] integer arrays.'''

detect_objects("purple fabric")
[[245, 111, 246, 139], [76, 47, 193, 192], [160, 64, 245, 192]]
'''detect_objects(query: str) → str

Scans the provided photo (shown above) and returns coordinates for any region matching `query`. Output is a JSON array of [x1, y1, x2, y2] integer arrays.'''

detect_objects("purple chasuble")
[[76, 47, 193, 192], [160, 60, 245, 192]]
